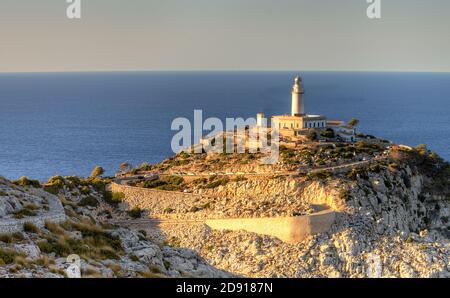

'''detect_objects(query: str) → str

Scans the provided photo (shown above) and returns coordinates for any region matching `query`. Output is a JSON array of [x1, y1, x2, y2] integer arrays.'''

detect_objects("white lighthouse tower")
[[291, 76, 305, 116]]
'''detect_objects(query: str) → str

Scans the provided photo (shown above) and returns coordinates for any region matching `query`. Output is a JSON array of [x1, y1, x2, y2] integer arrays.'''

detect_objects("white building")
[[257, 76, 355, 141]]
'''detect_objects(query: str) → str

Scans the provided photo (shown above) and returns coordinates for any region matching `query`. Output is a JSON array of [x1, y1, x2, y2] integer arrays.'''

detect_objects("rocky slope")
[[1, 143, 449, 278], [140, 146, 449, 278], [0, 176, 231, 278]]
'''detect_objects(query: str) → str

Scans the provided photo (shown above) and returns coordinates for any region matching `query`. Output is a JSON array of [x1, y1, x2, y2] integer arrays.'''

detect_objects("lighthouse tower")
[[291, 76, 305, 116]]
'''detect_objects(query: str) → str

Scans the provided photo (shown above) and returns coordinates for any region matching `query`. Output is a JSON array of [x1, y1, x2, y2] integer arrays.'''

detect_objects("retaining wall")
[[111, 182, 200, 216], [111, 182, 336, 243], [205, 209, 336, 244]]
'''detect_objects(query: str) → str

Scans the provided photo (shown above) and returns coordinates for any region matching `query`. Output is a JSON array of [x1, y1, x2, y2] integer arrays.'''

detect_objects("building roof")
[[272, 115, 302, 121]]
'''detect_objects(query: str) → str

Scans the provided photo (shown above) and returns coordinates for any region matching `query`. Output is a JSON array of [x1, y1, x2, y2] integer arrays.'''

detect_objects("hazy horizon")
[[1, 0, 449, 72]]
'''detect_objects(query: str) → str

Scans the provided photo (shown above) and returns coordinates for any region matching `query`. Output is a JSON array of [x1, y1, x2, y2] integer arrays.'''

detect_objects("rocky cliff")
[[142, 146, 449, 278], [0, 176, 231, 278]]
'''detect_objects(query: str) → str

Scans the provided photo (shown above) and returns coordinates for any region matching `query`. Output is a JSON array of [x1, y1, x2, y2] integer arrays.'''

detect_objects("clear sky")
[[0, 0, 449, 72]]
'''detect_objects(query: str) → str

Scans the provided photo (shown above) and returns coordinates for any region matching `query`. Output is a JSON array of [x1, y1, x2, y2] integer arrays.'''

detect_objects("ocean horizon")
[[0, 71, 449, 181]]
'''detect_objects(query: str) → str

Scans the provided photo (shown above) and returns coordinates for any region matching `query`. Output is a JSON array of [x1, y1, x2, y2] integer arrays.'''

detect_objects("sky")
[[0, 0, 449, 72]]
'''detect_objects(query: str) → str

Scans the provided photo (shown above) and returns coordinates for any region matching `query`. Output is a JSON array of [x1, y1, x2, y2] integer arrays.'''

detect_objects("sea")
[[0, 71, 449, 181]]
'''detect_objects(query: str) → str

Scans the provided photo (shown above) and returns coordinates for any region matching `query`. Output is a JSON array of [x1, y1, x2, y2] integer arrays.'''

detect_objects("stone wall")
[[111, 182, 336, 243], [205, 209, 336, 244], [111, 182, 201, 217]]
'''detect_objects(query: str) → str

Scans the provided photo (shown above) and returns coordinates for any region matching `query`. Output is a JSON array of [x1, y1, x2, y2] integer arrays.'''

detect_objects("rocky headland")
[[0, 139, 449, 278]]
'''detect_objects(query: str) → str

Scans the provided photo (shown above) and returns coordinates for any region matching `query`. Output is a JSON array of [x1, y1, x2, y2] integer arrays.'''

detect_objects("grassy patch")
[[13, 176, 41, 188], [204, 177, 230, 189], [0, 248, 25, 265], [23, 222, 39, 233], [142, 176, 185, 191], [0, 232, 24, 244], [38, 220, 123, 261], [78, 196, 99, 207], [127, 207, 143, 219], [104, 191, 124, 206], [308, 170, 332, 180]]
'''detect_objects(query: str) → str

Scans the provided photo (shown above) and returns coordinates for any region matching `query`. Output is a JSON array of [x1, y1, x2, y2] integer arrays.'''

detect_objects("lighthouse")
[[291, 76, 305, 116]]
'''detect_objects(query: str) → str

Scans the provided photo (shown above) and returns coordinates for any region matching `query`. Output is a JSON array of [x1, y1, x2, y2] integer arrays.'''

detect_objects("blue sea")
[[0, 71, 449, 181]]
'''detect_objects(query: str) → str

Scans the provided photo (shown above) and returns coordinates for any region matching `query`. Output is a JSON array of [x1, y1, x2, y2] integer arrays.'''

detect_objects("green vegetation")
[[13, 204, 40, 219], [280, 142, 384, 168], [78, 196, 99, 207], [308, 170, 332, 180], [204, 177, 230, 189], [306, 129, 318, 141], [348, 118, 360, 128], [13, 176, 41, 188], [192, 178, 208, 186], [139, 162, 153, 171], [0, 248, 25, 265], [320, 128, 335, 139], [43, 175, 65, 195], [127, 207, 143, 219], [23, 222, 39, 233], [119, 162, 132, 173], [0, 232, 24, 244], [142, 175, 184, 191], [37, 219, 124, 261], [346, 167, 369, 180], [391, 145, 450, 196], [104, 191, 124, 206], [163, 207, 175, 214], [90, 166, 105, 178], [44, 221, 66, 235]]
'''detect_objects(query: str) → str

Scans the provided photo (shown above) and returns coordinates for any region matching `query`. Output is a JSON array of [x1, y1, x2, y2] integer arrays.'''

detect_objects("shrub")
[[78, 196, 99, 207], [90, 166, 105, 178], [13, 176, 41, 188], [205, 178, 230, 189], [104, 191, 124, 206], [86, 177, 108, 192], [43, 175, 65, 195], [163, 208, 175, 214], [0, 233, 24, 243], [23, 222, 39, 233], [140, 162, 153, 171], [47, 176, 65, 187], [320, 128, 335, 139], [37, 221, 124, 260], [189, 206, 201, 213], [43, 185, 60, 195], [142, 176, 184, 191], [80, 186, 91, 195], [14, 208, 37, 219], [308, 170, 332, 180], [45, 221, 66, 235], [192, 178, 207, 186], [127, 207, 143, 219], [306, 129, 318, 141], [164, 176, 184, 186], [0, 248, 23, 265], [346, 167, 368, 180], [348, 118, 360, 128]]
